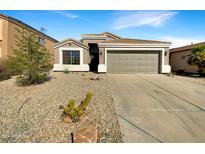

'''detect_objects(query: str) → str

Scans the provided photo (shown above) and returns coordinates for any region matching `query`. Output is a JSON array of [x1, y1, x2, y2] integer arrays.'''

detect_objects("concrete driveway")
[[108, 74, 205, 143]]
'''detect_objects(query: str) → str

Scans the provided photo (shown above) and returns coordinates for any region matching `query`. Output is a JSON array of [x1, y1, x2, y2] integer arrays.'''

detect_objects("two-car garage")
[[107, 50, 160, 74], [98, 38, 172, 74]]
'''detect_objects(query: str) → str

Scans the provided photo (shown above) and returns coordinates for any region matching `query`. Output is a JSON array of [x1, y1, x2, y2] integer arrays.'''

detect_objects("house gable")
[[54, 39, 88, 50], [53, 38, 90, 72]]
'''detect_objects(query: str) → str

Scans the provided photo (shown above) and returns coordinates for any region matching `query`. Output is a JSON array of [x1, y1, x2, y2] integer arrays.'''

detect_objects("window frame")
[[62, 50, 80, 65], [59, 47, 83, 66]]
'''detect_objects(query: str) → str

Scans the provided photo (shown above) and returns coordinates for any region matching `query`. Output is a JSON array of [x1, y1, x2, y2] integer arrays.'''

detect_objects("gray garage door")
[[107, 50, 160, 74]]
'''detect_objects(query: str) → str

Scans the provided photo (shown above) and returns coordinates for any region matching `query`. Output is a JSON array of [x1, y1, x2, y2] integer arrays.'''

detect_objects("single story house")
[[169, 42, 205, 73], [53, 32, 172, 74], [0, 14, 58, 63]]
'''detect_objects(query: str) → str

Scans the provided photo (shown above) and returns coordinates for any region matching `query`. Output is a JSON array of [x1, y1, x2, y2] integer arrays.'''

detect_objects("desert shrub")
[[64, 67, 70, 74], [0, 59, 11, 81], [187, 45, 205, 75], [9, 28, 52, 85], [16, 72, 50, 85], [63, 92, 93, 122]]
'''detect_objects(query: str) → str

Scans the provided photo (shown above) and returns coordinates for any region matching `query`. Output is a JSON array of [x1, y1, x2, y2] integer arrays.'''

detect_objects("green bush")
[[0, 59, 11, 81], [9, 28, 52, 85], [64, 67, 70, 74], [187, 45, 205, 75], [16, 72, 49, 85], [63, 92, 93, 122]]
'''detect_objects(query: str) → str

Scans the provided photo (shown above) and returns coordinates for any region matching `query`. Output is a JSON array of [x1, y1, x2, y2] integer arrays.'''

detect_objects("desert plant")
[[0, 59, 11, 81], [8, 28, 52, 85], [63, 92, 93, 122], [187, 45, 205, 75], [64, 67, 70, 74]]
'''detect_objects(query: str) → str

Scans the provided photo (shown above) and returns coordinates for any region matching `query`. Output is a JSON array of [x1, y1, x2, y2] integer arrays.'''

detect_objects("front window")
[[38, 37, 45, 45], [62, 50, 80, 65]]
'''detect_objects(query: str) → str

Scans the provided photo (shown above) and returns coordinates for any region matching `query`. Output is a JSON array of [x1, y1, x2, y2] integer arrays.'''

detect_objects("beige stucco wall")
[[54, 42, 90, 65], [169, 50, 198, 73], [0, 18, 9, 58], [164, 47, 169, 65]]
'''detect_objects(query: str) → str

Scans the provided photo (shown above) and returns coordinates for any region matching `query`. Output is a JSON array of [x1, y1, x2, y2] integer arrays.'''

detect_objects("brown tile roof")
[[0, 13, 58, 43], [170, 42, 205, 53], [54, 38, 88, 49], [102, 38, 171, 44]]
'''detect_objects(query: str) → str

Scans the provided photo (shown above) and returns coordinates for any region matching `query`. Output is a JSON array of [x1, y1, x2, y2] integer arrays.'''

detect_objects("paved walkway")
[[108, 74, 205, 143]]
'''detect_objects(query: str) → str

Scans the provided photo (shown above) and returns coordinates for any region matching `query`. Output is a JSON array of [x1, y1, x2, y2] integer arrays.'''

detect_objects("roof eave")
[[170, 42, 205, 53], [54, 39, 88, 49], [98, 43, 172, 48]]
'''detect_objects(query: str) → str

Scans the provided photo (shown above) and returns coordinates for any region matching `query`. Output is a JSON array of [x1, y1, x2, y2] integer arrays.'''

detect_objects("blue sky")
[[1, 10, 205, 47]]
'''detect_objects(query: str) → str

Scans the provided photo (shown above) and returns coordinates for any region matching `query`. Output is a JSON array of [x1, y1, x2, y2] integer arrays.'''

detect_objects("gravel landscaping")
[[0, 72, 122, 143]]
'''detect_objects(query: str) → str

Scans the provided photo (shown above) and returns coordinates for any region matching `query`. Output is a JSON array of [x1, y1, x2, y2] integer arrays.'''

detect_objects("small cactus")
[[69, 99, 75, 109], [76, 92, 93, 111], [63, 92, 93, 122]]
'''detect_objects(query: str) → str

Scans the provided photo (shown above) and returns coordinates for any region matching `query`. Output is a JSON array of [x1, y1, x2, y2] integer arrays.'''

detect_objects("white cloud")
[[161, 36, 205, 48], [51, 10, 79, 19], [112, 11, 177, 30]]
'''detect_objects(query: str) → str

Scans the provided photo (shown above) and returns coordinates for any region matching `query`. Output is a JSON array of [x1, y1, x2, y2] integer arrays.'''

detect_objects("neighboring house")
[[0, 14, 58, 64], [54, 32, 171, 74], [169, 42, 205, 73]]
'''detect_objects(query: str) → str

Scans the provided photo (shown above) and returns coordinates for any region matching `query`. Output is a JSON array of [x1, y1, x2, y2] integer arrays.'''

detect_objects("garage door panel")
[[107, 51, 159, 74]]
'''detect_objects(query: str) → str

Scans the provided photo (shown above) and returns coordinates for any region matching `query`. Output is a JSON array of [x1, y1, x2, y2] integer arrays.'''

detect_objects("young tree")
[[187, 45, 205, 75], [0, 58, 11, 81], [9, 28, 52, 85]]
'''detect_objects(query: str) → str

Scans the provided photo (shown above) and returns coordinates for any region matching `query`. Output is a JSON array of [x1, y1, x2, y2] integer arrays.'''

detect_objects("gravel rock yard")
[[0, 72, 122, 143]]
